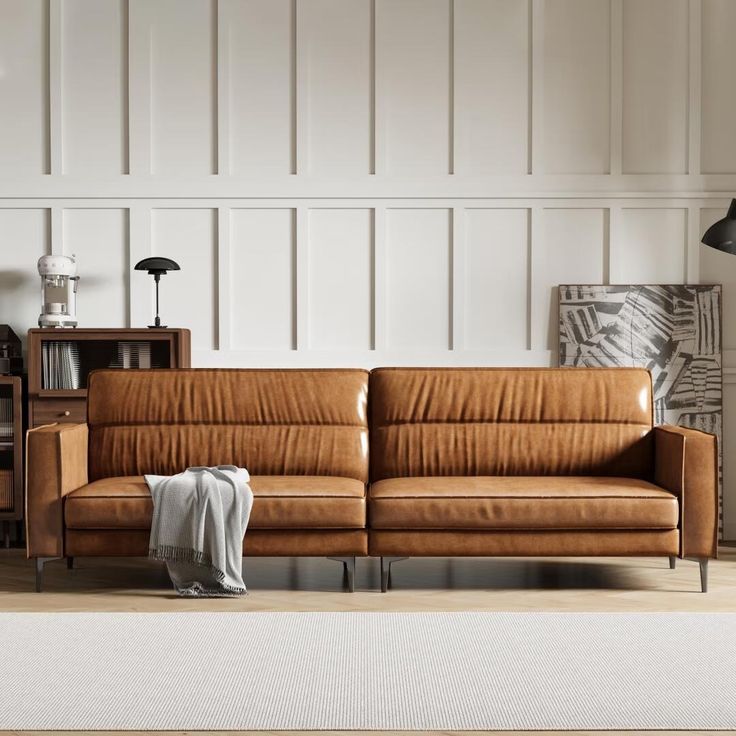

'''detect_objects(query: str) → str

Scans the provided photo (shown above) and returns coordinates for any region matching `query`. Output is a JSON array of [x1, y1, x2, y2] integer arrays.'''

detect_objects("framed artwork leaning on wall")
[[558, 284, 723, 538]]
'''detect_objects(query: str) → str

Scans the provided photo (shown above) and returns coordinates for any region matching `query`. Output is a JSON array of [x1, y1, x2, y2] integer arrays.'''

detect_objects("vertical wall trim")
[[211, 207, 220, 347], [210, 0, 219, 175], [292, 0, 301, 175], [525, 207, 533, 349], [369, 0, 376, 175], [609, 0, 623, 176], [529, 205, 543, 350], [688, 0, 702, 175], [373, 0, 386, 176], [530, 0, 545, 175], [128, 205, 152, 327], [216, 0, 231, 176], [450, 206, 465, 350], [128, 1, 152, 175], [525, 0, 533, 174], [215, 207, 231, 349], [295, 207, 308, 349], [50, 206, 63, 255], [121, 0, 130, 174], [369, 207, 376, 348], [216, 207, 231, 350], [373, 206, 387, 350], [602, 207, 611, 284], [48, 0, 63, 175], [123, 208, 131, 325], [608, 205, 622, 283], [448, 0, 455, 175], [687, 205, 701, 282]]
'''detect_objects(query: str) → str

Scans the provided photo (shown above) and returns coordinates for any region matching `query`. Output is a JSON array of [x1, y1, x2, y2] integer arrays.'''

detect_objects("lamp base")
[[147, 324, 168, 329]]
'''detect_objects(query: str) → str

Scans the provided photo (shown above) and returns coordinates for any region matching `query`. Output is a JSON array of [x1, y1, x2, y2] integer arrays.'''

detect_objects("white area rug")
[[0, 612, 734, 730]]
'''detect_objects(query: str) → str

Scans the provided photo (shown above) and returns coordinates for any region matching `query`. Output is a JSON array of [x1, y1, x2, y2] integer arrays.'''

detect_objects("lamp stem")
[[154, 273, 161, 328]]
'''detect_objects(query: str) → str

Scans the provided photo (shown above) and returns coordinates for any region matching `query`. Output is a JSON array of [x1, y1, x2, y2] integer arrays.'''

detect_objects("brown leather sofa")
[[26, 367, 718, 593], [27, 369, 369, 592], [369, 368, 717, 592]]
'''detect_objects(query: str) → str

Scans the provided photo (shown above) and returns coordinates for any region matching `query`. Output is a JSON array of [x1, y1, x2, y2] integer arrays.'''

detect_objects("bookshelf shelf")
[[37, 389, 88, 398], [0, 376, 22, 544], [27, 328, 190, 428]]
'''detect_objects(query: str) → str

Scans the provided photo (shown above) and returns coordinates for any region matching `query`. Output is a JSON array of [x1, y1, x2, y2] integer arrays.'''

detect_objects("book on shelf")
[[0, 469, 12, 511], [111, 342, 159, 369], [0, 397, 11, 441], [41, 341, 81, 390]]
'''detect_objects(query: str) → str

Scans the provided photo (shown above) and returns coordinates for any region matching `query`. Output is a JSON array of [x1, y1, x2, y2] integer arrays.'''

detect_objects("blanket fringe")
[[148, 546, 247, 596]]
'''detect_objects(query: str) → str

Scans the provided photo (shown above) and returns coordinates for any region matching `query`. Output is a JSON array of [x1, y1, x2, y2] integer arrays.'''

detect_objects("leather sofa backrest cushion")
[[87, 369, 369, 482], [370, 367, 654, 480]]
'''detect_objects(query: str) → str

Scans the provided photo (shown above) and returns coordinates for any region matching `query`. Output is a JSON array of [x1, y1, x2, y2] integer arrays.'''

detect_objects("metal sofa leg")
[[699, 558, 709, 593], [669, 555, 677, 569], [35, 557, 59, 593], [380, 556, 408, 593], [327, 556, 356, 592], [67, 556, 74, 570]]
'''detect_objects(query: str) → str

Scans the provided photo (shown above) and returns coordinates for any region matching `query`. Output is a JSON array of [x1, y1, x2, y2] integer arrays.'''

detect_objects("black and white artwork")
[[559, 284, 723, 535]]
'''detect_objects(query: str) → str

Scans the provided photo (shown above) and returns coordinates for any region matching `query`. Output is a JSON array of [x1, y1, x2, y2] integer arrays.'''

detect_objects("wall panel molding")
[[2, 0, 736, 534], [48, 0, 63, 174], [688, 0, 702, 176], [216, 207, 231, 349], [127, 0, 152, 175]]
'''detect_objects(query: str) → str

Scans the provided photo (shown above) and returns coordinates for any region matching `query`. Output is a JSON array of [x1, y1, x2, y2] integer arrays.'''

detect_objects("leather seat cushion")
[[369, 476, 678, 530], [65, 476, 366, 530]]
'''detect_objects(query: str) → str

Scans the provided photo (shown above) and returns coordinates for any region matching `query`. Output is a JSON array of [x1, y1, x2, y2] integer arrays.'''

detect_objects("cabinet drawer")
[[32, 399, 87, 426]]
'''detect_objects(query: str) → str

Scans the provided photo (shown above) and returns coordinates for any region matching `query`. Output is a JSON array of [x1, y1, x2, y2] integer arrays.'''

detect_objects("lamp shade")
[[702, 199, 736, 254], [134, 257, 180, 275]]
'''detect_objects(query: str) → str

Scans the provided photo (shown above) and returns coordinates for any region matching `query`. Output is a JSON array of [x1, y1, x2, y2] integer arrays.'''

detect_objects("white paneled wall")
[[622, 0, 689, 175], [148, 1, 217, 176], [62, 0, 128, 175], [224, 0, 294, 175], [62, 209, 129, 326], [151, 209, 217, 348], [454, 0, 529, 175], [615, 209, 688, 283], [464, 209, 528, 350], [300, 0, 373, 175], [542, 0, 610, 174], [230, 209, 295, 350], [377, 0, 451, 175], [386, 209, 451, 349], [0, 209, 49, 329], [309, 209, 373, 349], [0, 0, 49, 174], [2, 0, 736, 534], [535, 208, 607, 350]]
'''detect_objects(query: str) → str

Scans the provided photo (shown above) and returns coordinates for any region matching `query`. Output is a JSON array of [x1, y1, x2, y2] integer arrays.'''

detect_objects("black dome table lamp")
[[134, 257, 180, 328], [702, 199, 736, 254]]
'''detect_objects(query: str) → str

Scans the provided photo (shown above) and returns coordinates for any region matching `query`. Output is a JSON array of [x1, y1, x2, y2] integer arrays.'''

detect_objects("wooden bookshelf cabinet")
[[0, 376, 22, 547], [27, 328, 190, 428]]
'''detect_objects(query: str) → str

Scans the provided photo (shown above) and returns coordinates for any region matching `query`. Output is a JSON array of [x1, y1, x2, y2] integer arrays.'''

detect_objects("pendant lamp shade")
[[702, 199, 736, 255]]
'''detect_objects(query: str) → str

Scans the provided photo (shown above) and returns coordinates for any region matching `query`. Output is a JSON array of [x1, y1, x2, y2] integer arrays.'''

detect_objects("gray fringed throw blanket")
[[145, 465, 253, 597]]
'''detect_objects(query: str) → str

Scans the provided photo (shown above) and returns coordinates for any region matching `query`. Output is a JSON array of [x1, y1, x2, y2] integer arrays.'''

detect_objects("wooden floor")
[[1, 547, 735, 612], [1, 547, 734, 736]]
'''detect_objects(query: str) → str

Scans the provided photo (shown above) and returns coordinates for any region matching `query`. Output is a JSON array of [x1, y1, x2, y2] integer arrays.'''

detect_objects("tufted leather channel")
[[87, 369, 369, 482], [370, 367, 654, 480]]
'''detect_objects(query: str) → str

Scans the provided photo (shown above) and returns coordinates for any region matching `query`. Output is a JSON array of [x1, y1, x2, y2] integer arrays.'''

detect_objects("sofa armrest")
[[654, 424, 718, 559], [26, 423, 88, 558]]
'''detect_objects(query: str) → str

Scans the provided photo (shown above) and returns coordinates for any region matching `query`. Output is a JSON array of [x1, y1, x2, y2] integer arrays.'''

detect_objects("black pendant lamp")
[[702, 199, 736, 255]]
